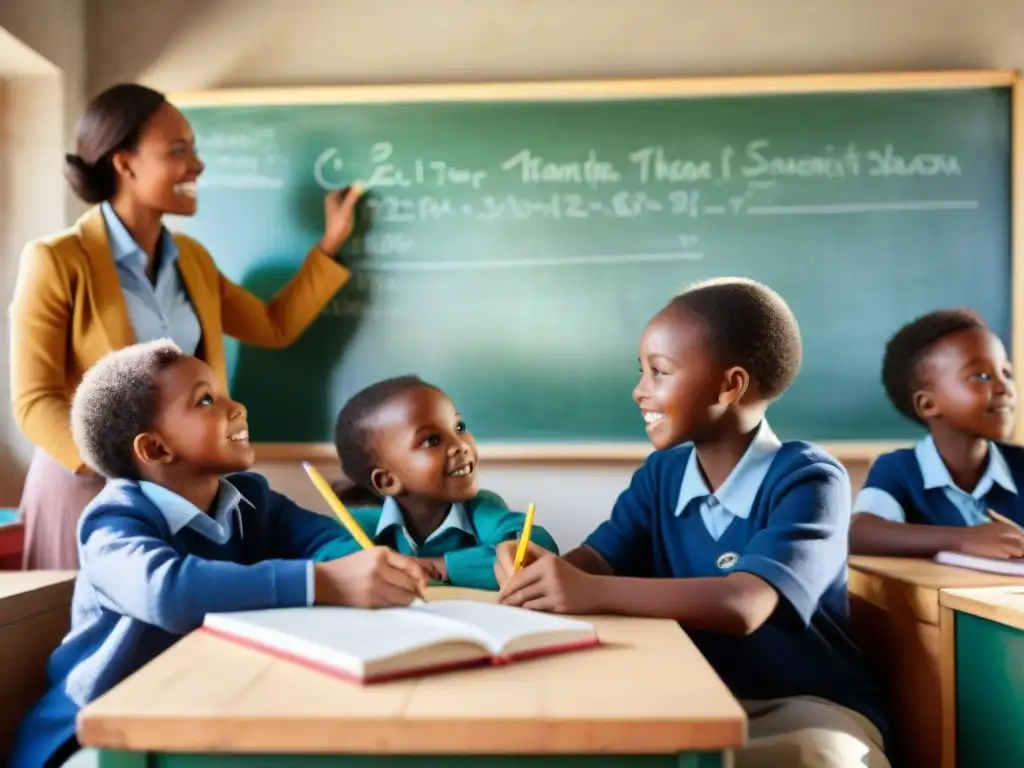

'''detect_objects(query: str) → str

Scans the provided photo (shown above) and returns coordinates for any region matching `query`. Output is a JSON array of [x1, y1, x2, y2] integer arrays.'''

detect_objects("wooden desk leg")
[[96, 751, 730, 766], [849, 595, 942, 768], [939, 606, 956, 768]]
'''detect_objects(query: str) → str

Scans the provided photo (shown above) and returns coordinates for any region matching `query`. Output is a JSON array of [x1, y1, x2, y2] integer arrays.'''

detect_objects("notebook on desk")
[[935, 551, 1024, 576], [202, 600, 600, 684]]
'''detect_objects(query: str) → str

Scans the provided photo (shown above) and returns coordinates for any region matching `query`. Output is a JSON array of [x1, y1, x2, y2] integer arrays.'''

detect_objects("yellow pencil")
[[302, 463, 428, 602], [513, 502, 536, 574], [302, 462, 375, 550], [987, 508, 1024, 535]]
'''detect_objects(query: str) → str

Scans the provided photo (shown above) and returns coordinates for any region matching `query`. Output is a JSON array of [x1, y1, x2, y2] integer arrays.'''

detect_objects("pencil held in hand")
[[513, 502, 536, 573], [302, 462, 375, 550], [988, 509, 1024, 535], [303, 462, 428, 600]]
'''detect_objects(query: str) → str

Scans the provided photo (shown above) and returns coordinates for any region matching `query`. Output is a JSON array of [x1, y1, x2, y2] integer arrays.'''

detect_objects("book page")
[[204, 607, 488, 671], [935, 551, 1024, 575], [412, 601, 596, 655]]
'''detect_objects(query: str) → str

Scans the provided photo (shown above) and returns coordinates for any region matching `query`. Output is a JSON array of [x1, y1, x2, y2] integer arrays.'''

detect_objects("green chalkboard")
[[172, 82, 1012, 445]]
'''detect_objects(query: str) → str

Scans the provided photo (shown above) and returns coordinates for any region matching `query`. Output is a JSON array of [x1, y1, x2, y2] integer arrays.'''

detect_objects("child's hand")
[[956, 521, 1024, 559], [314, 547, 426, 608], [498, 552, 598, 614], [493, 540, 548, 588], [418, 557, 448, 582]]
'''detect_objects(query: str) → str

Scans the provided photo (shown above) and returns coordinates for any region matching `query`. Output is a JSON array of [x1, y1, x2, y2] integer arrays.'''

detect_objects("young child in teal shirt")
[[327, 375, 559, 589]]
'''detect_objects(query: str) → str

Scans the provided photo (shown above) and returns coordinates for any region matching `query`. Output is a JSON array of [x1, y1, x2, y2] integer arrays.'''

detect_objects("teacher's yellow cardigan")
[[10, 206, 350, 473]]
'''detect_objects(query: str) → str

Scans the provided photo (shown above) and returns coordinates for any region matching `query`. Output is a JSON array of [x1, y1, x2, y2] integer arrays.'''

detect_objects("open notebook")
[[935, 551, 1024, 576], [202, 600, 600, 684]]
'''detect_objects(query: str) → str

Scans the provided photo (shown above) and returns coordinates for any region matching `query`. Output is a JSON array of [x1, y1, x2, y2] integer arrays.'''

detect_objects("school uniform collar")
[[375, 496, 475, 549], [674, 420, 782, 518], [139, 478, 253, 541], [915, 435, 1017, 498]]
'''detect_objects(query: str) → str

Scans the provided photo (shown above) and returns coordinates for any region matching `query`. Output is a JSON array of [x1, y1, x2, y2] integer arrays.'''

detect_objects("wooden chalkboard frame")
[[171, 69, 1023, 464]]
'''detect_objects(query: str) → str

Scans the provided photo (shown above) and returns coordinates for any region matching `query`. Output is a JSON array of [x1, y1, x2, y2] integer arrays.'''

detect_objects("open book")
[[201, 600, 600, 684], [935, 551, 1024, 576]]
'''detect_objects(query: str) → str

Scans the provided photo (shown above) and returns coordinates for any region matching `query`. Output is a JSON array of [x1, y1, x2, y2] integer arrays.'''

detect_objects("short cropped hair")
[[881, 308, 988, 425], [70, 339, 185, 479], [333, 375, 440, 491], [668, 277, 802, 401]]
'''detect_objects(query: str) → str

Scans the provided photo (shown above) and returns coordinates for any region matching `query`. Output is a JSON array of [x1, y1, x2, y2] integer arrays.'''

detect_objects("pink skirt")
[[20, 449, 104, 570]]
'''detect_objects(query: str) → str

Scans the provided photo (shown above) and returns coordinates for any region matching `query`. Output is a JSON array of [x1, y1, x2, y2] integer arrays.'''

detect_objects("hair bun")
[[63, 152, 114, 204]]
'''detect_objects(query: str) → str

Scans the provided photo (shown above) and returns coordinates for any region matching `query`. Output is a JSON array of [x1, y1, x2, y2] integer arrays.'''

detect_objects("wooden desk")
[[0, 571, 76, 763], [79, 587, 746, 767], [848, 556, 1024, 768], [940, 586, 1024, 767]]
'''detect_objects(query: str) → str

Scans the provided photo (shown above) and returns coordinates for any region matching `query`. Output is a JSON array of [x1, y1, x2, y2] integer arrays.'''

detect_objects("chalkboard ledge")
[[254, 441, 912, 464]]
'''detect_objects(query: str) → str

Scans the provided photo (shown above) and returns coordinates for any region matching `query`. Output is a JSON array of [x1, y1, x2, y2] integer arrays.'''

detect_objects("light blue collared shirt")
[[673, 420, 783, 540], [101, 202, 201, 354], [139, 479, 315, 604], [854, 435, 1018, 525], [375, 496, 475, 554]]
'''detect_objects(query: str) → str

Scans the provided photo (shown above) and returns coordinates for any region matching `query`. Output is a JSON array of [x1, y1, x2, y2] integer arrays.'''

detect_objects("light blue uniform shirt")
[[854, 435, 1017, 525], [374, 496, 475, 552], [674, 420, 783, 540], [139, 480, 314, 603], [101, 202, 201, 354]]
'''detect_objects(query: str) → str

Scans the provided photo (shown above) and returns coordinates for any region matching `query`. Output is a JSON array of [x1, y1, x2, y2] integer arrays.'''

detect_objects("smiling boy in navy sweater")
[[494, 278, 889, 768], [10, 341, 426, 768]]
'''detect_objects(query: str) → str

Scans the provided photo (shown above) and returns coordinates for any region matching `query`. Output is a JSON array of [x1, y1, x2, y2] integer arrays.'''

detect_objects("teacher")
[[10, 83, 360, 569]]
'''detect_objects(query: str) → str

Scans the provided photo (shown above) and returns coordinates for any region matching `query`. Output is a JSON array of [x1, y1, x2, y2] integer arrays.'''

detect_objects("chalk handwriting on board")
[[314, 148, 347, 189], [306, 139, 964, 193], [194, 134, 966, 192], [197, 128, 287, 188], [193, 133, 975, 269], [501, 149, 621, 188], [628, 146, 714, 184], [355, 190, 976, 225]]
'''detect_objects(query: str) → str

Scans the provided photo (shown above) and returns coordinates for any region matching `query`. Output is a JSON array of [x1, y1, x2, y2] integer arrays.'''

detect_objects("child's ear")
[[133, 432, 173, 468], [718, 366, 751, 406], [914, 390, 940, 421], [370, 467, 402, 497]]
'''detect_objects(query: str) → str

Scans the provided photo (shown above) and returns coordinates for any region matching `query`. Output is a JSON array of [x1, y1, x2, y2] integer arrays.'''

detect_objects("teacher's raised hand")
[[319, 185, 365, 256]]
